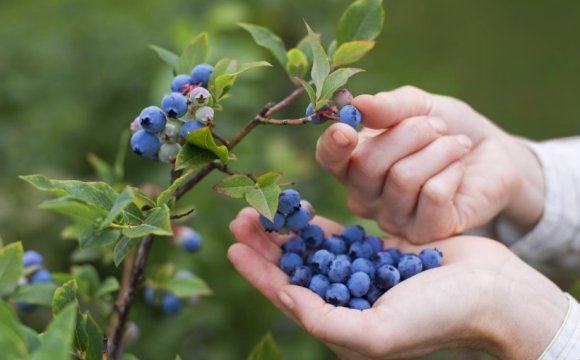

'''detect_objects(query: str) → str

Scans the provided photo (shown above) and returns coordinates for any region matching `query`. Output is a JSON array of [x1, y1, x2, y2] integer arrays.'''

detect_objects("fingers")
[[229, 208, 282, 262], [315, 123, 359, 183]]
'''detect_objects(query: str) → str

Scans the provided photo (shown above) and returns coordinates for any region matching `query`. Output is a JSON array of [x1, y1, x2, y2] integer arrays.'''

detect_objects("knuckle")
[[421, 179, 451, 207], [349, 152, 381, 182], [402, 117, 435, 144], [387, 162, 418, 193]]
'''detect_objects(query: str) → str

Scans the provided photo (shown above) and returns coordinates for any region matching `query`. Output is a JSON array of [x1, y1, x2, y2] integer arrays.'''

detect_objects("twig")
[[279, 181, 295, 187], [256, 114, 314, 125], [216, 165, 258, 182], [170, 208, 196, 220], [102, 334, 108, 360], [174, 162, 219, 200], [211, 131, 230, 147], [107, 248, 136, 337]]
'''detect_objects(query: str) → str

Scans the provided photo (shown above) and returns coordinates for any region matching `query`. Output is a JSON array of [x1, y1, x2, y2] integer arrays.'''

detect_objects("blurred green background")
[[1, 0, 579, 359]]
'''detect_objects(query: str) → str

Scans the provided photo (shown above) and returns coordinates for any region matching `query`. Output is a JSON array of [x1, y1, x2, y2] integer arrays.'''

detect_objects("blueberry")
[[139, 106, 167, 134], [175, 270, 194, 279], [299, 200, 316, 220], [23, 250, 43, 267], [161, 123, 177, 141], [171, 74, 192, 92], [347, 272, 371, 297], [350, 258, 375, 279], [16, 302, 37, 312], [144, 288, 155, 305], [31, 269, 52, 284], [332, 89, 353, 108], [397, 254, 423, 280], [385, 248, 403, 266], [375, 265, 400, 290], [161, 93, 188, 118], [371, 252, 395, 268], [348, 241, 374, 259], [305, 103, 330, 125], [365, 284, 384, 305], [180, 229, 202, 253], [342, 225, 365, 245], [300, 224, 324, 249], [190, 87, 211, 106], [279, 253, 303, 274], [180, 120, 206, 140], [348, 298, 371, 311], [365, 236, 383, 254], [328, 257, 351, 283], [161, 294, 182, 315], [323, 235, 347, 255], [278, 190, 301, 215], [259, 212, 285, 232], [124, 322, 140, 344], [282, 236, 306, 256], [195, 106, 214, 123], [419, 248, 443, 270], [308, 274, 330, 298], [338, 105, 362, 128], [325, 283, 350, 306], [286, 207, 310, 231], [305, 252, 315, 266], [311, 250, 335, 275], [158, 142, 181, 164], [335, 254, 352, 264], [290, 266, 311, 287], [190, 63, 213, 88], [131, 130, 161, 158]]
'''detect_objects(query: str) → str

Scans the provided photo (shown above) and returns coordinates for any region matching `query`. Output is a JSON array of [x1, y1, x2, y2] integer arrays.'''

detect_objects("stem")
[[170, 208, 196, 220], [107, 248, 135, 338], [211, 130, 230, 147], [216, 165, 258, 182], [102, 334, 108, 360], [257, 114, 314, 125]]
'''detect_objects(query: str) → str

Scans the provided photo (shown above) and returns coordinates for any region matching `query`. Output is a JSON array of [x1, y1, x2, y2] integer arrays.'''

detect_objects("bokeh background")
[[1, 0, 579, 359]]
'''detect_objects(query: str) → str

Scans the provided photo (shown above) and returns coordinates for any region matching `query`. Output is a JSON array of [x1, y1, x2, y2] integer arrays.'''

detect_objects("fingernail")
[[428, 117, 447, 134], [278, 291, 295, 310], [332, 129, 351, 148], [456, 135, 472, 149]]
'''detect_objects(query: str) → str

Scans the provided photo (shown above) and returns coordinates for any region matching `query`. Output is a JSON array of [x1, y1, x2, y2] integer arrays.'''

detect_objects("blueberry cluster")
[[144, 270, 199, 315], [172, 225, 202, 253], [258, 190, 315, 233], [16, 250, 55, 312], [306, 89, 363, 129], [130, 63, 216, 163]]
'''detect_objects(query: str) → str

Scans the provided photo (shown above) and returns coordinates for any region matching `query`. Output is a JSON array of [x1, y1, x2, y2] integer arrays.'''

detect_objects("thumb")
[[315, 123, 358, 182]]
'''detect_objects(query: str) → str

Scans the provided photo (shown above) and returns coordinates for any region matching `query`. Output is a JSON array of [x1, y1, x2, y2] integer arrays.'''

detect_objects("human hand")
[[316, 86, 545, 242], [228, 208, 568, 360]]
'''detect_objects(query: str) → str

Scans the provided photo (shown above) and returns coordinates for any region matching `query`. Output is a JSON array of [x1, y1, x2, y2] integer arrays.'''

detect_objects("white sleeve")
[[538, 293, 580, 360]]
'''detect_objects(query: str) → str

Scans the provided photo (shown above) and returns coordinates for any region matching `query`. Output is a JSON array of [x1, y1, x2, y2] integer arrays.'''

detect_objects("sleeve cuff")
[[538, 293, 580, 360]]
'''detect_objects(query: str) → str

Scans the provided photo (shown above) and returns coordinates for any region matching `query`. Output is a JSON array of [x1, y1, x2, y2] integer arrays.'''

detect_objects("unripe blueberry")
[[338, 105, 362, 128], [123, 322, 140, 344], [347, 272, 371, 297], [16, 302, 37, 312], [282, 236, 306, 256], [161, 294, 182, 315], [299, 200, 315, 220], [375, 264, 401, 290], [190, 87, 211, 107], [131, 130, 161, 158], [259, 212, 285, 232], [139, 106, 167, 134], [190, 63, 214, 88], [181, 121, 206, 140], [161, 123, 177, 141], [161, 93, 188, 118], [325, 283, 350, 306], [130, 117, 142, 133], [348, 298, 371, 311], [290, 266, 311, 287], [195, 106, 214, 123], [305, 103, 330, 125], [323, 235, 347, 255], [342, 225, 366, 245], [279, 253, 303, 274], [419, 248, 443, 270], [23, 250, 43, 267], [158, 143, 181, 164], [144, 288, 155, 304], [308, 274, 330, 298], [171, 74, 192, 92], [31, 269, 52, 283], [286, 207, 310, 231], [278, 190, 301, 215], [397, 254, 423, 280], [175, 226, 202, 253], [332, 88, 353, 108], [17, 276, 28, 286], [300, 224, 324, 249]]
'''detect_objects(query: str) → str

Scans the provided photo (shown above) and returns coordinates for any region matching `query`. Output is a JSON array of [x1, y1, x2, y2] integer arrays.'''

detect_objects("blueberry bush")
[[0, 1, 386, 359]]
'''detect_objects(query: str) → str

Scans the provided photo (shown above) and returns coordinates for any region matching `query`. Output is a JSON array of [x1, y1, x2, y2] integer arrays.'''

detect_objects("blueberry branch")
[[170, 208, 196, 220], [216, 165, 258, 182], [211, 130, 230, 147], [257, 114, 315, 125]]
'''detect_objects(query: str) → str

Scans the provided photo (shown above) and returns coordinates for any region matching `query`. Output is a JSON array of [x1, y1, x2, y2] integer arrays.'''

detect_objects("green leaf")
[[327, 39, 338, 60], [74, 312, 89, 353], [285, 48, 308, 81], [157, 169, 196, 206], [122, 206, 173, 238], [0, 302, 28, 360], [294, 78, 316, 108], [79, 226, 121, 250], [336, 0, 384, 46], [304, 21, 330, 99], [176, 32, 209, 75], [247, 333, 284, 360], [185, 126, 229, 164], [86, 153, 116, 185], [209, 57, 237, 89], [39, 197, 99, 222], [0, 242, 24, 297], [213, 175, 255, 199], [119, 355, 140, 360], [72, 265, 100, 298], [238, 23, 287, 66], [31, 304, 77, 360], [165, 276, 212, 298], [21, 325, 40, 355], [296, 34, 317, 70], [332, 41, 375, 67], [84, 313, 103, 360], [175, 356, 183, 360], [52, 280, 78, 317], [175, 144, 219, 170], [51, 272, 75, 284], [319, 68, 365, 103], [148, 45, 179, 71], [247, 172, 282, 221], [94, 277, 119, 298], [213, 61, 272, 100], [99, 187, 135, 230], [11, 283, 58, 306], [113, 237, 140, 267], [152, 263, 175, 285]]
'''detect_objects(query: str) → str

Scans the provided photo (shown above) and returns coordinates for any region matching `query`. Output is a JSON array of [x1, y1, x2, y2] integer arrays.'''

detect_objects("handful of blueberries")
[[259, 190, 443, 310]]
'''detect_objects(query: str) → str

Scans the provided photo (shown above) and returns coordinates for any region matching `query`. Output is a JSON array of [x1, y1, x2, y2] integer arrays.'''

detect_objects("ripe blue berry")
[[161, 294, 182, 315], [326, 283, 350, 306], [332, 89, 353, 108], [365, 236, 384, 254], [161, 93, 188, 118], [348, 298, 371, 311], [365, 284, 384, 305], [398, 254, 423, 280], [16, 302, 37, 312], [181, 120, 206, 140], [385, 248, 403, 265], [308, 274, 330, 298], [323, 235, 347, 255], [279, 253, 303, 274], [299, 200, 316, 220], [158, 143, 181, 164], [171, 74, 192, 92], [259, 212, 285, 232], [305, 252, 315, 266], [347, 272, 371, 297], [311, 250, 335, 275], [375, 265, 400, 290], [350, 258, 375, 279], [335, 254, 352, 264], [131, 130, 161, 158], [300, 224, 324, 249], [338, 105, 362, 128], [23, 250, 43, 267], [144, 288, 155, 304], [342, 225, 365, 245], [190, 87, 211, 106], [419, 248, 443, 270], [371, 252, 395, 268], [305, 103, 330, 125], [139, 106, 167, 134], [286, 207, 310, 231], [348, 241, 374, 259], [178, 227, 202, 253], [290, 266, 312, 287], [282, 236, 306, 256], [328, 257, 351, 283], [31, 269, 52, 284], [195, 106, 214, 123], [278, 190, 301, 215], [190, 63, 213, 88]]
